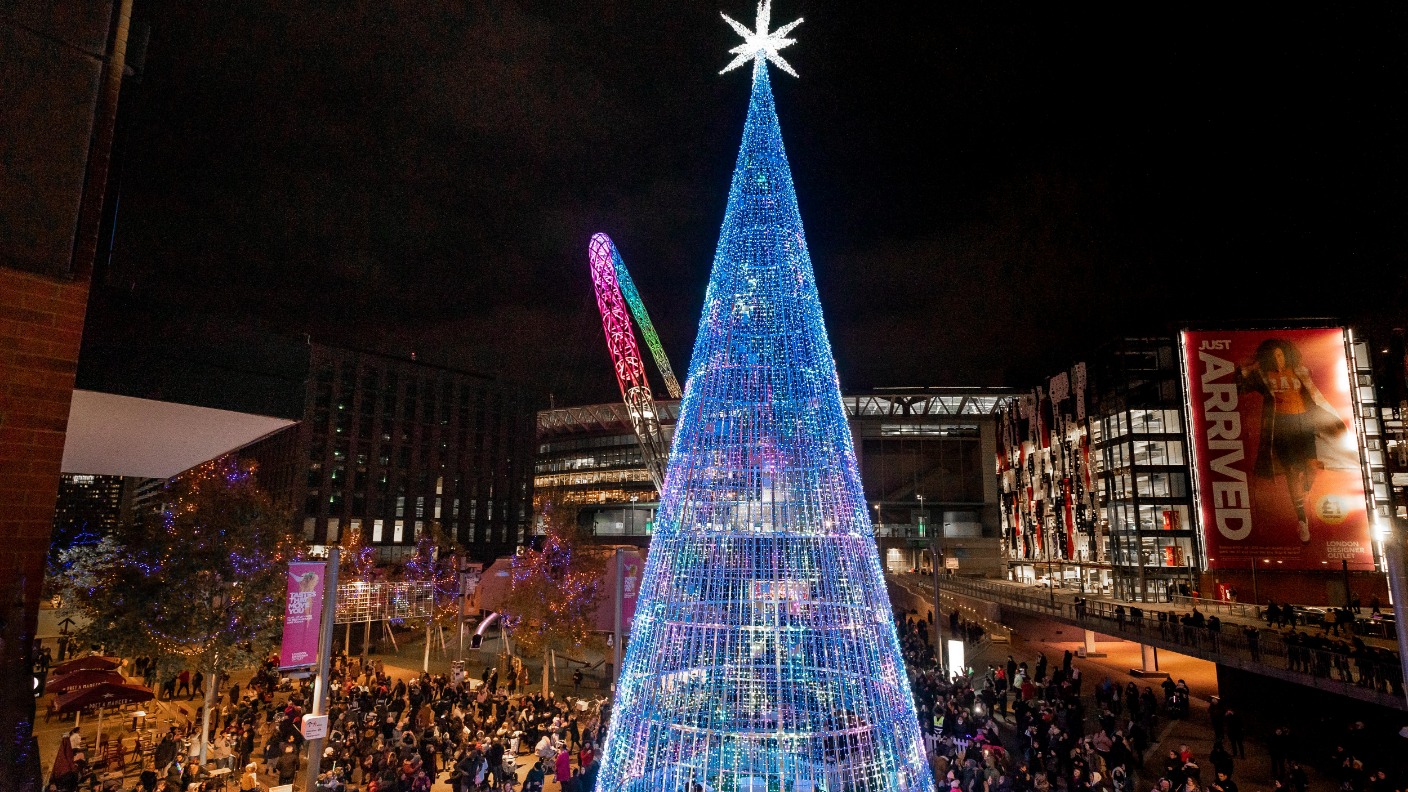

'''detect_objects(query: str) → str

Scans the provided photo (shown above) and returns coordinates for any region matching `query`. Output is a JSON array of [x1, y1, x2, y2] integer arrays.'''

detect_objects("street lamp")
[[630, 494, 640, 535], [1045, 516, 1056, 606], [919, 494, 944, 669]]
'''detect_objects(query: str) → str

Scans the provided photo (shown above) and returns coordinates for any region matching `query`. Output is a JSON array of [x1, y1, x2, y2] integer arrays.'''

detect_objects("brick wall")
[[0, 267, 90, 784]]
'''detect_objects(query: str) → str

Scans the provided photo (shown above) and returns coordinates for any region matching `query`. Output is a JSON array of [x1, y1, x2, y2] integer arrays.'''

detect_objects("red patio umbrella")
[[54, 681, 154, 747], [54, 681, 153, 714], [50, 655, 121, 676], [47, 668, 126, 696], [49, 735, 78, 783]]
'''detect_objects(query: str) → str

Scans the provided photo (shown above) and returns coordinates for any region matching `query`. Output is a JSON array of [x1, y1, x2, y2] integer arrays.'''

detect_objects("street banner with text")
[[280, 562, 326, 669]]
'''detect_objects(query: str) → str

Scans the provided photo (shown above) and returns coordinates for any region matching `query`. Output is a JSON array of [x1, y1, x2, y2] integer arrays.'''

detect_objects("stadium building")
[[536, 387, 1015, 577]]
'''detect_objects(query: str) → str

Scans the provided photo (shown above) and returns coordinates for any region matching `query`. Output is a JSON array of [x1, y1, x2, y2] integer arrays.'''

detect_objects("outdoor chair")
[[101, 738, 123, 769]]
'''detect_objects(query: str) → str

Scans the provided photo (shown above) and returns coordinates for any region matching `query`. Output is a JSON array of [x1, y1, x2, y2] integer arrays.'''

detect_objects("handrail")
[[1169, 594, 1256, 619], [900, 574, 1407, 710]]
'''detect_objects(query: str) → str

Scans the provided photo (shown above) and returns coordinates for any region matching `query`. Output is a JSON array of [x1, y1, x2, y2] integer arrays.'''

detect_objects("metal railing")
[[874, 524, 932, 539], [903, 574, 1408, 710], [1168, 594, 1257, 619], [872, 524, 995, 540]]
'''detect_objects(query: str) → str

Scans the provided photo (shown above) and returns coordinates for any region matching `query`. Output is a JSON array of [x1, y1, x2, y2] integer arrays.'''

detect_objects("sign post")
[[302, 548, 339, 792], [300, 713, 328, 741]]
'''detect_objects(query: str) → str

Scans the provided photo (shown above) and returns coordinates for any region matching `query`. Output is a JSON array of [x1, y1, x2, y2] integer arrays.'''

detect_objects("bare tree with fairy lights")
[[51, 458, 299, 683], [504, 498, 609, 694]]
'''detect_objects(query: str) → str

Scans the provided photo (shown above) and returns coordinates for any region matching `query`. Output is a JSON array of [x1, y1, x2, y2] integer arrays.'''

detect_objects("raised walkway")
[[891, 573, 1408, 711]]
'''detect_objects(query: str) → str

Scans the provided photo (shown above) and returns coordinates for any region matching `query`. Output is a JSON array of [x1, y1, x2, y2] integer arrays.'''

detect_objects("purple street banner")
[[280, 562, 326, 669]]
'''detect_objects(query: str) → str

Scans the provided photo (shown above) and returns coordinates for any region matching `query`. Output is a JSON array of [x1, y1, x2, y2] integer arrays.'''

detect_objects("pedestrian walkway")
[[900, 573, 1408, 710], [990, 575, 1397, 652]]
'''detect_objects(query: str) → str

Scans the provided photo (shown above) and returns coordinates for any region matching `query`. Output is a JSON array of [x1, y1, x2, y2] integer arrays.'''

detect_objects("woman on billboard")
[[1238, 338, 1348, 544]]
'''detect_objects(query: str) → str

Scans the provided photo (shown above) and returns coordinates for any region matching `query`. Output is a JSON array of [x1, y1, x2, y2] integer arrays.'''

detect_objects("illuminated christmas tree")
[[597, 4, 934, 791]]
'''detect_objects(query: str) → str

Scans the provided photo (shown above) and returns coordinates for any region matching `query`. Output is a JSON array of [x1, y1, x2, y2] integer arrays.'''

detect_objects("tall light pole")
[[423, 546, 437, 673], [1381, 523, 1408, 709], [1371, 330, 1408, 706], [1045, 516, 1056, 606], [456, 555, 468, 665], [917, 493, 944, 667], [196, 583, 229, 770], [630, 494, 640, 534], [303, 547, 340, 792], [612, 548, 624, 689]]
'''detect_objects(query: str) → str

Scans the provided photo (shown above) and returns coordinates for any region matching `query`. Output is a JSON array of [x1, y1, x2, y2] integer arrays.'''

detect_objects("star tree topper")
[[720, 0, 803, 77]]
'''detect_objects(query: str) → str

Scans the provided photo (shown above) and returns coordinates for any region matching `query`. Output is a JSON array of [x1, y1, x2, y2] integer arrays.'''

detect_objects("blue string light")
[[597, 56, 934, 792]]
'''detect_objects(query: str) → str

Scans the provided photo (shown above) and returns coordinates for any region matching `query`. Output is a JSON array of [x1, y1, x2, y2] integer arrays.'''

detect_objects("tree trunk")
[[542, 649, 551, 695]]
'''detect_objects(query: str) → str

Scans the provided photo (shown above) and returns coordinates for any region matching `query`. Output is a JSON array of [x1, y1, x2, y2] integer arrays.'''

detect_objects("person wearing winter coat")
[[556, 747, 572, 782], [276, 744, 301, 785]]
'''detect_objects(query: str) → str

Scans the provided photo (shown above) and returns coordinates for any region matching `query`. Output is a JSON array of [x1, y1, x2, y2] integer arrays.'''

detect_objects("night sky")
[[89, 2, 1408, 407]]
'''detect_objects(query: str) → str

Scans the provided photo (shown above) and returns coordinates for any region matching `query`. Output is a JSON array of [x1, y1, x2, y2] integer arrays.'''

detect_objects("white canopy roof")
[[61, 389, 296, 479]]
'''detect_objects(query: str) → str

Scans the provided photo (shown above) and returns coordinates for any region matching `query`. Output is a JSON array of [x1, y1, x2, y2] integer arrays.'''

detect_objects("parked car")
[[1288, 604, 1328, 622]]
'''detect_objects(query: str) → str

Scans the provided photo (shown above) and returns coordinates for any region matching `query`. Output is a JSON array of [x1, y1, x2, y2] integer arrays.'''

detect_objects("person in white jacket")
[[535, 733, 555, 760]]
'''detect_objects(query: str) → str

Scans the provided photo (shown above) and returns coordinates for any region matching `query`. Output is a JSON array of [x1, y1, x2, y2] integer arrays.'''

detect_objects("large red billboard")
[[1182, 328, 1373, 570]]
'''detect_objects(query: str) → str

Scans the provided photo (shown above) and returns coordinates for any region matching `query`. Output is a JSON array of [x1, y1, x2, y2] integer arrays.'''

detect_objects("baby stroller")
[[1164, 691, 1188, 719], [499, 756, 520, 789]]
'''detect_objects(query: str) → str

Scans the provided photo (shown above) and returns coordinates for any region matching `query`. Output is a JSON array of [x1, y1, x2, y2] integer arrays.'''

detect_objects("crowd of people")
[[902, 602, 1408, 792], [47, 652, 609, 792], [45, 601, 1408, 792], [1254, 603, 1404, 694], [948, 608, 990, 647], [897, 608, 1253, 792]]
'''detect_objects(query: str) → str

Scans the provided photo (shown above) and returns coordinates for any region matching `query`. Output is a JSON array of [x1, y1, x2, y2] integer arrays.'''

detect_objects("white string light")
[[720, 0, 804, 78]]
